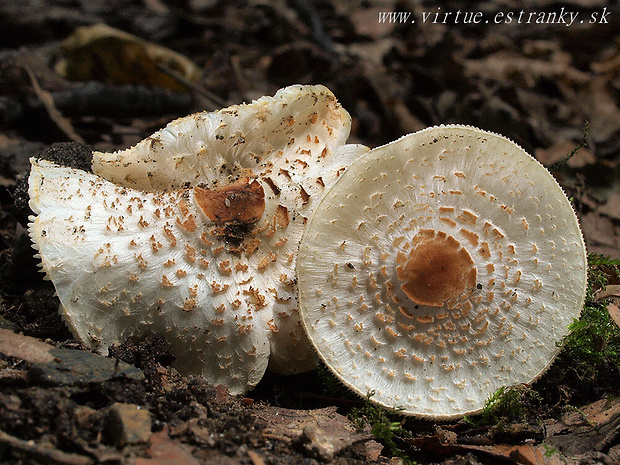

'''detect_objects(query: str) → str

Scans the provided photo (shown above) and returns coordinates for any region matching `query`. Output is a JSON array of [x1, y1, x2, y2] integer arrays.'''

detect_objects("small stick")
[[23, 64, 86, 144], [0, 429, 93, 465]]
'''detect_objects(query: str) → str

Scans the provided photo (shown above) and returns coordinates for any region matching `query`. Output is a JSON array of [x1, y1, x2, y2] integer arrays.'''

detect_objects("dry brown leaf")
[[581, 212, 620, 259], [592, 41, 620, 75], [545, 396, 620, 458], [255, 405, 359, 439], [350, 7, 398, 39], [463, 52, 590, 89], [608, 303, 620, 329], [406, 434, 558, 465], [135, 429, 200, 465], [508, 444, 555, 465], [534, 140, 596, 168], [585, 77, 620, 144], [0, 328, 56, 364], [593, 285, 620, 301], [592, 286, 620, 328], [582, 395, 620, 427], [247, 449, 266, 465], [599, 193, 620, 222], [253, 405, 369, 458]]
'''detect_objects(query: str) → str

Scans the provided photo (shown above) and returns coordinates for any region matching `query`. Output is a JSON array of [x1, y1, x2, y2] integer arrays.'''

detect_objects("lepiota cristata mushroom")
[[297, 125, 587, 418], [28, 85, 369, 394]]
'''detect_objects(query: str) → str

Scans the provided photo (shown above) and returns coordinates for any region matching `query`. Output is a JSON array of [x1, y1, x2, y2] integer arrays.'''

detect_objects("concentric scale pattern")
[[297, 125, 587, 419]]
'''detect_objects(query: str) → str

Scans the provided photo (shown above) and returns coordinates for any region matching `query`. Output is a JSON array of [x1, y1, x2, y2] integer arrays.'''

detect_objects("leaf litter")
[[0, 0, 619, 463]]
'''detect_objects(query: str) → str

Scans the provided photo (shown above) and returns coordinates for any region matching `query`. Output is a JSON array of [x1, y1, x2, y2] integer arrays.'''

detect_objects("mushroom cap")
[[297, 125, 587, 419], [28, 85, 369, 394], [92, 84, 354, 193], [29, 159, 271, 393]]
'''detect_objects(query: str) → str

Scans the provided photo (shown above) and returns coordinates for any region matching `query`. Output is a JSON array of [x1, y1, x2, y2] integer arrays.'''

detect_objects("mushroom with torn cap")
[[28, 85, 369, 395], [297, 125, 587, 419]]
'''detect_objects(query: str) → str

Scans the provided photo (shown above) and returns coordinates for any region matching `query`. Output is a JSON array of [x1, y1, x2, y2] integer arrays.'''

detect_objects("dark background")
[[0, 1, 619, 464]]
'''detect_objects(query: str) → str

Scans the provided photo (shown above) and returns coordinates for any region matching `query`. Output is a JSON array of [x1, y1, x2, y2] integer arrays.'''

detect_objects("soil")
[[0, 1, 619, 464]]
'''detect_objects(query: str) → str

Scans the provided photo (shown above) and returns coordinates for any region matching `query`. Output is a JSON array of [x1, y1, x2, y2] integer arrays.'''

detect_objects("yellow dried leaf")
[[56, 23, 200, 92]]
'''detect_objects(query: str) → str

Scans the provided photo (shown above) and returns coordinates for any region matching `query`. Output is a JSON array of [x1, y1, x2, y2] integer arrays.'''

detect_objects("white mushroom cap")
[[28, 85, 369, 394], [92, 85, 354, 193], [297, 125, 587, 419]]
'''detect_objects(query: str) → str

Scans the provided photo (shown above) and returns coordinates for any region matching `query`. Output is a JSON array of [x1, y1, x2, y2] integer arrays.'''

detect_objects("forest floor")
[[0, 1, 619, 464]]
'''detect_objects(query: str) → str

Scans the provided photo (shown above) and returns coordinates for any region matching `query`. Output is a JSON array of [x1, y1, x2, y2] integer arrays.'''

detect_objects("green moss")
[[465, 384, 541, 427], [561, 305, 620, 378], [348, 392, 415, 464], [560, 255, 620, 380], [586, 254, 620, 294], [542, 443, 560, 458], [541, 253, 620, 400]]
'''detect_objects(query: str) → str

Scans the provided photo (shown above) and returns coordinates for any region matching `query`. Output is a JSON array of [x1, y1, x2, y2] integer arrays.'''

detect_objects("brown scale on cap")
[[396, 229, 476, 307]]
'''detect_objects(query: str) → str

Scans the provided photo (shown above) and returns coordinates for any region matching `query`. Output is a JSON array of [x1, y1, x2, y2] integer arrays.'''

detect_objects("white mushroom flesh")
[[297, 125, 587, 419], [28, 85, 369, 394]]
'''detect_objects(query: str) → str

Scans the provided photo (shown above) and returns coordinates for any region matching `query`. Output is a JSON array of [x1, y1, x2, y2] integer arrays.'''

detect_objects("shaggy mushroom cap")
[[28, 85, 369, 394], [297, 125, 587, 419]]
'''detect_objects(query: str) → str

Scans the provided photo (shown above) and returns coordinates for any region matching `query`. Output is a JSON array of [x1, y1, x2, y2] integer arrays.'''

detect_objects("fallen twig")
[[22, 63, 86, 144], [592, 285, 620, 302], [156, 62, 226, 110], [0, 429, 94, 465]]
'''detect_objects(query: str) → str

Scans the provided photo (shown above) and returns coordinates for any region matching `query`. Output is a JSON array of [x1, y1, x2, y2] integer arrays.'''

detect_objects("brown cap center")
[[194, 178, 265, 224], [396, 229, 476, 307]]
